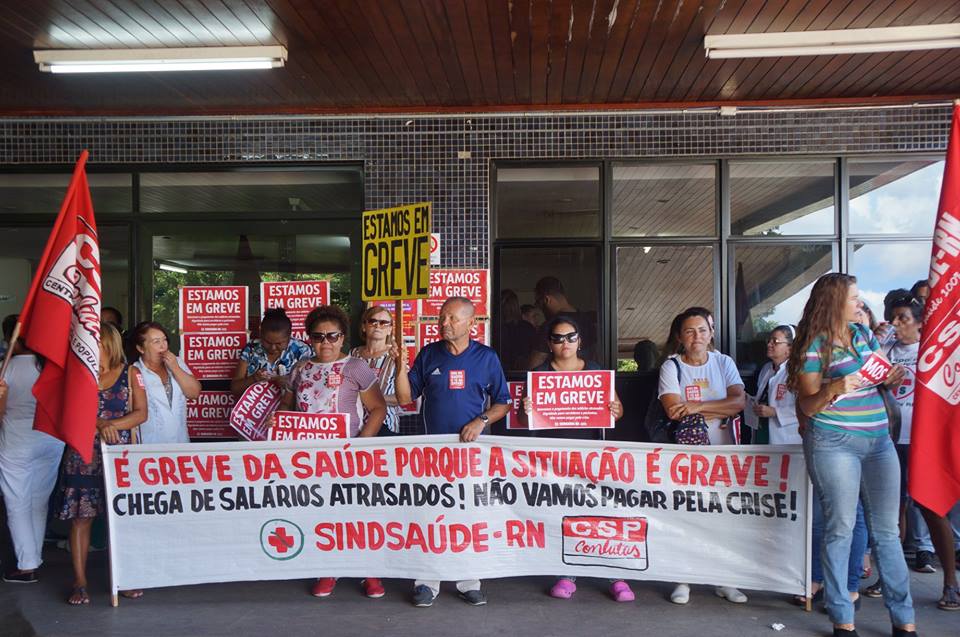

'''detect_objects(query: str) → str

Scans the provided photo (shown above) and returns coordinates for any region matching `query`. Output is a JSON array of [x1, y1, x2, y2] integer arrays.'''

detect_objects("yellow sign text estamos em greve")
[[361, 202, 431, 301]]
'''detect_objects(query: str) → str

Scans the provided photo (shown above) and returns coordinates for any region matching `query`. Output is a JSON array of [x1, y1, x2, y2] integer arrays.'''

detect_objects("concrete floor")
[[1, 547, 958, 637]]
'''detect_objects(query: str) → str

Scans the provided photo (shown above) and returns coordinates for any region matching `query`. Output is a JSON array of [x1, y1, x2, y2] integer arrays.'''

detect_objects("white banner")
[[102, 437, 811, 596]]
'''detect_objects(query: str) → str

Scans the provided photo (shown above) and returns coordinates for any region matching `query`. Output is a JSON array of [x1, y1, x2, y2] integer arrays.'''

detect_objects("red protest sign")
[[270, 411, 348, 441], [229, 381, 282, 441], [506, 381, 528, 430], [418, 320, 487, 349], [261, 281, 330, 341], [856, 350, 893, 386], [526, 370, 615, 430], [561, 516, 648, 570], [186, 391, 237, 439], [179, 286, 247, 333], [420, 269, 489, 317], [181, 332, 247, 380]]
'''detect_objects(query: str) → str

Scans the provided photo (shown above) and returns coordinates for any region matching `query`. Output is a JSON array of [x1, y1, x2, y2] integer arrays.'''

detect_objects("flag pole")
[[0, 151, 89, 380]]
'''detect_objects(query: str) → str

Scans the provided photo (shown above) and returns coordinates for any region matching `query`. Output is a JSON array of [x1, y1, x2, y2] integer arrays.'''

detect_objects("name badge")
[[449, 370, 466, 390], [684, 385, 701, 402], [776, 384, 787, 401], [327, 373, 342, 388]]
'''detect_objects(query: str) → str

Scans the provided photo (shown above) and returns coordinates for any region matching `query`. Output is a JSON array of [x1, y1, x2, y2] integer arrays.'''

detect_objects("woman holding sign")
[[787, 273, 916, 637], [55, 322, 147, 605], [281, 305, 387, 600], [350, 306, 401, 435], [231, 308, 311, 397], [523, 316, 630, 601], [658, 307, 747, 606]]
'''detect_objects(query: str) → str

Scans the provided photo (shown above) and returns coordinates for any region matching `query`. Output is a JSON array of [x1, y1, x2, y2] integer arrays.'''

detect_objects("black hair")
[[534, 276, 565, 299], [890, 295, 924, 323], [771, 324, 797, 345], [260, 308, 293, 334], [883, 288, 911, 322], [910, 279, 929, 297], [633, 339, 658, 371], [545, 315, 581, 336], [101, 306, 123, 328], [305, 305, 349, 335], [2, 314, 17, 342]]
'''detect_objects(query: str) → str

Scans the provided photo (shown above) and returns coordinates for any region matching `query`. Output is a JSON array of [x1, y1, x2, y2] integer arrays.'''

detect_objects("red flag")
[[910, 104, 960, 515], [18, 151, 102, 463]]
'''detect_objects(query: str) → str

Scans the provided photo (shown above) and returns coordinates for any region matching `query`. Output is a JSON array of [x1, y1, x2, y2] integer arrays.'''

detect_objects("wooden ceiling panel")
[[0, 0, 956, 115]]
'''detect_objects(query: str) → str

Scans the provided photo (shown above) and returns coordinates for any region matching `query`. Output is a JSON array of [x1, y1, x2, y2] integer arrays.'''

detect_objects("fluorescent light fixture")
[[705, 23, 960, 59], [158, 263, 188, 274], [34, 46, 287, 73]]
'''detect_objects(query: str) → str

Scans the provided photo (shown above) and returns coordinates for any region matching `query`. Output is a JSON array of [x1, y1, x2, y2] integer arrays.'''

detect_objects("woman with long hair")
[[787, 273, 917, 637]]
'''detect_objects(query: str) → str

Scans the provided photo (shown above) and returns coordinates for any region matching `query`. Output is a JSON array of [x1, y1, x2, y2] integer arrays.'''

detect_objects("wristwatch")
[[478, 414, 490, 426]]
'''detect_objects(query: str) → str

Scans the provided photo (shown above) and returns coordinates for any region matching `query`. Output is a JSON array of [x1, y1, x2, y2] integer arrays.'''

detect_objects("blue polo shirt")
[[408, 340, 511, 435]]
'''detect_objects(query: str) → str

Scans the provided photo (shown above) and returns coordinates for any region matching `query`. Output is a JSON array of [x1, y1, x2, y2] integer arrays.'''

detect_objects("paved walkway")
[[1, 548, 958, 636]]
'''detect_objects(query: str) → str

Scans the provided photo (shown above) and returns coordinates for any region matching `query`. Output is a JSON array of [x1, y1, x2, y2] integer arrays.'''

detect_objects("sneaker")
[[2, 570, 37, 584], [610, 580, 635, 602], [863, 582, 883, 598], [362, 578, 385, 599], [412, 585, 437, 607], [549, 578, 577, 599], [914, 550, 937, 573], [670, 583, 690, 605], [311, 577, 337, 598], [715, 586, 748, 603], [459, 589, 487, 606]]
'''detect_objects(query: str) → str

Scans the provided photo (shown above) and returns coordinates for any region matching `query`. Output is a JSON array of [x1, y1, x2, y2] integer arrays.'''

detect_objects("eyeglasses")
[[366, 318, 392, 327], [309, 331, 343, 343], [767, 338, 789, 345], [548, 331, 580, 344]]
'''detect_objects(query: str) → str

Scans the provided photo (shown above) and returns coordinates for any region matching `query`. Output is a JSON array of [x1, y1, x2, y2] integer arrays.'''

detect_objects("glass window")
[[496, 246, 601, 370], [495, 166, 601, 239], [730, 161, 835, 236], [732, 244, 834, 368], [0, 173, 132, 214], [140, 169, 362, 214], [616, 245, 716, 371], [848, 241, 932, 321], [849, 159, 944, 235], [151, 230, 352, 345], [612, 163, 716, 236], [0, 225, 129, 326]]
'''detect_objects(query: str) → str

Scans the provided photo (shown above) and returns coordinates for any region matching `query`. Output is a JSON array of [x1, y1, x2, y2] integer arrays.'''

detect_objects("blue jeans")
[[804, 427, 915, 626], [811, 496, 867, 591]]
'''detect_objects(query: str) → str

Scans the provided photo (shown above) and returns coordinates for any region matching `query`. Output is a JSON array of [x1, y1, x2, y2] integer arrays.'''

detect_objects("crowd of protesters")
[[0, 275, 953, 636]]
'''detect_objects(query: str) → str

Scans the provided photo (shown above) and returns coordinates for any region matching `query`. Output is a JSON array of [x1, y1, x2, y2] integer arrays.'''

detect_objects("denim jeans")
[[811, 496, 868, 591], [804, 427, 915, 626]]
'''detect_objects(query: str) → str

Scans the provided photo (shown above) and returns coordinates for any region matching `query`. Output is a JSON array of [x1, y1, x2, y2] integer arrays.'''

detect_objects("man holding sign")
[[395, 296, 511, 608]]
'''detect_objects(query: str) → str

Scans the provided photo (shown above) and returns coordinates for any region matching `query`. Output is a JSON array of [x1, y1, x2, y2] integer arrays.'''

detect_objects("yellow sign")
[[361, 202, 432, 301]]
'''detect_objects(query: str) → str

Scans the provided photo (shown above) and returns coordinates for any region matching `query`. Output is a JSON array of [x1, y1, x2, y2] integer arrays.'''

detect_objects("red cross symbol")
[[268, 527, 295, 553]]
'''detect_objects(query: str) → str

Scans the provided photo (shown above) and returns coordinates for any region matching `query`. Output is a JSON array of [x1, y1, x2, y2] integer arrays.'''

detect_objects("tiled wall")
[[0, 105, 951, 268]]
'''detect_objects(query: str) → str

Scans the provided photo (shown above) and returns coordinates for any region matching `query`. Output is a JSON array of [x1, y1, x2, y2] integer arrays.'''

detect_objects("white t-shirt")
[[0, 355, 62, 451], [658, 351, 744, 445], [886, 340, 918, 444]]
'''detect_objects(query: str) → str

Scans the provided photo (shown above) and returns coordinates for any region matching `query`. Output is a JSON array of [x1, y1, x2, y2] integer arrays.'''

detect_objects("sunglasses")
[[366, 318, 392, 327], [548, 331, 580, 344], [767, 338, 789, 345], [309, 331, 343, 343]]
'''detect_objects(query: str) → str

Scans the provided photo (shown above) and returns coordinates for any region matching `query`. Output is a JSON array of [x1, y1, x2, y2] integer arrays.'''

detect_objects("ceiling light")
[[158, 262, 188, 274], [704, 23, 960, 59], [34, 46, 287, 73]]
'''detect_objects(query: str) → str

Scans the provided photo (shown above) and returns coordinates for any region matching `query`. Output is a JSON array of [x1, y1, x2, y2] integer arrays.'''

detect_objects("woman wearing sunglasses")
[[280, 304, 387, 600], [350, 306, 401, 436], [524, 316, 630, 602]]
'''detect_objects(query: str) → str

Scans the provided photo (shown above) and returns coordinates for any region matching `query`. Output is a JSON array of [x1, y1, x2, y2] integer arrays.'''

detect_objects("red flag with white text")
[[19, 151, 102, 463], [910, 105, 960, 515]]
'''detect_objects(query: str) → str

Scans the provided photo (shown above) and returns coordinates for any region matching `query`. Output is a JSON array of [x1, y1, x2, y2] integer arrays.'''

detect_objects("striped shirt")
[[802, 323, 888, 437]]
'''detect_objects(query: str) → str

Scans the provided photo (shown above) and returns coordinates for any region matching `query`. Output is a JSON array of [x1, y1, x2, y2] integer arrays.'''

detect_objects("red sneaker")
[[311, 577, 337, 598], [363, 578, 386, 599]]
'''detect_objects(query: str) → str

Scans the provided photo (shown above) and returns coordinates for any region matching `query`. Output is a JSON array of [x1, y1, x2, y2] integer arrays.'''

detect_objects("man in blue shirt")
[[396, 296, 510, 607]]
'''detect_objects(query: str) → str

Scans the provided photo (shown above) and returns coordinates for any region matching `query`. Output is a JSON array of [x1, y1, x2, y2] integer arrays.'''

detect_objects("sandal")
[[121, 589, 144, 599], [68, 586, 90, 605], [793, 583, 823, 606], [937, 584, 960, 611]]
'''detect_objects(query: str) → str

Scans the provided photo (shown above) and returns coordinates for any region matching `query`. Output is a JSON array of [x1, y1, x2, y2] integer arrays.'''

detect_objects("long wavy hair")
[[787, 273, 856, 391]]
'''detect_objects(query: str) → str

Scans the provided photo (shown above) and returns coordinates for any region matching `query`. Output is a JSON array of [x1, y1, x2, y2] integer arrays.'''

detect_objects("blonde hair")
[[100, 321, 125, 370]]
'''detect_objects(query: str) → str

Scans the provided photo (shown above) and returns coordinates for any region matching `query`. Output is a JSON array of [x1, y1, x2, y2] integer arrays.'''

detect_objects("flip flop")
[[68, 586, 90, 605], [121, 589, 144, 599], [937, 584, 960, 611]]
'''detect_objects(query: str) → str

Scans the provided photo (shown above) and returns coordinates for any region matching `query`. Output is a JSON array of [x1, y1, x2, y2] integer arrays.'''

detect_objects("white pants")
[[0, 437, 64, 570], [414, 579, 481, 594]]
